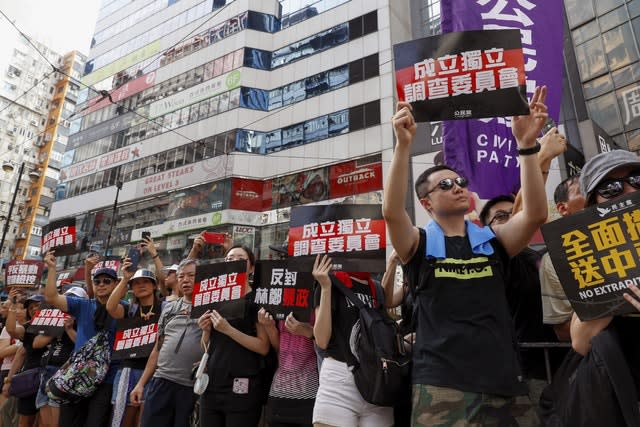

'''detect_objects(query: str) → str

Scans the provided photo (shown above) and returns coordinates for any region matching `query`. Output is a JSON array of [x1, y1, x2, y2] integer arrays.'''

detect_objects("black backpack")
[[332, 276, 411, 407]]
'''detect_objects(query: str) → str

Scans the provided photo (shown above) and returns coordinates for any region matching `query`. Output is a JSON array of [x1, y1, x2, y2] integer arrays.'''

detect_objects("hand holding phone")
[[202, 231, 225, 245], [141, 231, 151, 240], [127, 247, 141, 272]]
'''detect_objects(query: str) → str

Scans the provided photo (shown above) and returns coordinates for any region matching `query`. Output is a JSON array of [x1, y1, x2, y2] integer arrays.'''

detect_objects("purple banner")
[[441, 0, 564, 199]]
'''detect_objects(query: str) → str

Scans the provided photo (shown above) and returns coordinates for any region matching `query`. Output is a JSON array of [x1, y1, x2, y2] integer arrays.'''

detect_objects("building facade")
[[50, 0, 412, 267], [0, 32, 79, 265]]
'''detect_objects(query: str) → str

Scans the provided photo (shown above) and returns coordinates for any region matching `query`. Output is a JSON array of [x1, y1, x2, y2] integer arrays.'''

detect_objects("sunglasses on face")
[[593, 173, 640, 200], [489, 210, 512, 226], [423, 177, 469, 197], [94, 278, 114, 286]]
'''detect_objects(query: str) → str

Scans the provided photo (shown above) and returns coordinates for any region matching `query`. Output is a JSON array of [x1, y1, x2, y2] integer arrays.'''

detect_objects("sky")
[[0, 0, 102, 56]]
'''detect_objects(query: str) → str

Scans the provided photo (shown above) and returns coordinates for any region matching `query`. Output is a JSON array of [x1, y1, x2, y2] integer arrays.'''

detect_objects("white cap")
[[64, 287, 89, 299], [162, 264, 179, 273]]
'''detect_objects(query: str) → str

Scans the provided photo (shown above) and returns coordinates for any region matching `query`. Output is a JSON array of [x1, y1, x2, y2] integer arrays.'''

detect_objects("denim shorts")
[[111, 367, 148, 406], [35, 365, 62, 409]]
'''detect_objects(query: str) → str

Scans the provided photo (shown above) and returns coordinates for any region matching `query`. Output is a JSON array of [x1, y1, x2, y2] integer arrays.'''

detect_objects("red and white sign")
[[31, 308, 70, 328], [329, 160, 382, 199], [82, 71, 157, 116], [91, 258, 121, 276], [42, 218, 77, 256], [5, 260, 44, 288], [230, 178, 269, 211]]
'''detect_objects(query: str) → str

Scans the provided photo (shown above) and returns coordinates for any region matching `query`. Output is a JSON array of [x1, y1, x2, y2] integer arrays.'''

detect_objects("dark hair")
[[225, 244, 256, 267], [414, 165, 460, 198], [479, 195, 515, 225], [553, 175, 580, 205]]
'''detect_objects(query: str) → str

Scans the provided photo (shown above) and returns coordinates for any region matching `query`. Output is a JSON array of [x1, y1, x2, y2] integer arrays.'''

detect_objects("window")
[[575, 37, 607, 81], [587, 92, 622, 135], [602, 24, 638, 71]]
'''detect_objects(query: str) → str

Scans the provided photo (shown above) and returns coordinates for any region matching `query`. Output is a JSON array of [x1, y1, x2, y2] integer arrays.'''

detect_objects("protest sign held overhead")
[[191, 260, 248, 319], [91, 257, 122, 276], [113, 317, 158, 360], [542, 190, 640, 320], [27, 306, 70, 338], [253, 260, 314, 322], [288, 204, 386, 272], [393, 29, 528, 123], [42, 217, 77, 256], [5, 260, 44, 289]]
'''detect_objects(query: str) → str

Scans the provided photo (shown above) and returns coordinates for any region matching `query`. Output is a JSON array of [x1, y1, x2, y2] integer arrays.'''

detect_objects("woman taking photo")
[[197, 245, 270, 426], [107, 261, 162, 427]]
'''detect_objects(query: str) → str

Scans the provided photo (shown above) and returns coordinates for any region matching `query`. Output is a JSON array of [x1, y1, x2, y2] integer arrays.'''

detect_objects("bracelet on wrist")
[[152, 254, 159, 259], [517, 141, 541, 156]]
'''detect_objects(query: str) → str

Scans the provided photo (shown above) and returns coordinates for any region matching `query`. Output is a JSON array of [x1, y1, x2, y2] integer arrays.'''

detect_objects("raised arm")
[[142, 236, 167, 296], [84, 253, 100, 300], [512, 126, 567, 214], [187, 234, 205, 260], [44, 251, 68, 312], [106, 258, 134, 319], [383, 102, 420, 264], [493, 86, 549, 257], [312, 255, 333, 350], [5, 289, 25, 341]]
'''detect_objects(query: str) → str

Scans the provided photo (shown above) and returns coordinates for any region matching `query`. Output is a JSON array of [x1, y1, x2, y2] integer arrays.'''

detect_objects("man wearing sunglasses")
[[570, 150, 640, 359], [383, 86, 549, 425], [44, 250, 126, 427]]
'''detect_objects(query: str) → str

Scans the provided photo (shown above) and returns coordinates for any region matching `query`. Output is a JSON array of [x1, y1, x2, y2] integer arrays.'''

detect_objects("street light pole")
[[104, 178, 123, 257], [0, 162, 25, 261]]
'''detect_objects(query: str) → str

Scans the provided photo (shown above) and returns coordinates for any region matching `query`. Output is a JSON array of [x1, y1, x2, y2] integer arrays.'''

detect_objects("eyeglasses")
[[489, 210, 512, 226], [94, 278, 113, 286], [422, 177, 469, 198], [593, 172, 640, 200]]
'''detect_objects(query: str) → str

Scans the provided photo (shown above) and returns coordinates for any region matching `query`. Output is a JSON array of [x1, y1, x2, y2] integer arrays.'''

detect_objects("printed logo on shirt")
[[434, 257, 493, 280], [232, 377, 249, 394], [345, 292, 375, 308]]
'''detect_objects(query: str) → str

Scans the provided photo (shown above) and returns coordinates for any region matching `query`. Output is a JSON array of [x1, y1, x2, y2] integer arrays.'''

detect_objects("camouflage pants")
[[411, 384, 540, 427]]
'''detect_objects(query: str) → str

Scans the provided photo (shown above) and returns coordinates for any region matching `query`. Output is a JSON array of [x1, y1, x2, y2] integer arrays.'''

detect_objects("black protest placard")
[[288, 204, 386, 272], [191, 260, 247, 319], [27, 306, 70, 337], [5, 260, 44, 289], [253, 259, 314, 322], [393, 29, 528, 122], [542, 190, 640, 320], [112, 317, 158, 360], [42, 218, 77, 256]]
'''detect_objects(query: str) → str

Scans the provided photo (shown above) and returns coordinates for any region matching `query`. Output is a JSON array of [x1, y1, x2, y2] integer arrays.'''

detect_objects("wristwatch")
[[517, 141, 541, 156]]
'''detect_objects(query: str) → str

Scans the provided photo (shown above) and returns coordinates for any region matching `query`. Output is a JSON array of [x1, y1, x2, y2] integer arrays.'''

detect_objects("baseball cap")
[[64, 286, 89, 299], [161, 264, 179, 273], [25, 294, 45, 306], [128, 269, 157, 285], [93, 267, 118, 280], [580, 150, 640, 197]]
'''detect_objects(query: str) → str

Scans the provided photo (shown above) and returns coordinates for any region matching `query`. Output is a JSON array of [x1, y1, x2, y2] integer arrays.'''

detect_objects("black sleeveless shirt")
[[404, 228, 527, 396]]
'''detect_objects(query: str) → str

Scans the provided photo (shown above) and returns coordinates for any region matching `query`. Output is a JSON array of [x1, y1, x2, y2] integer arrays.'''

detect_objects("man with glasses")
[[44, 250, 126, 427], [131, 258, 202, 427], [570, 150, 640, 358], [383, 86, 549, 425], [480, 195, 559, 406], [539, 176, 585, 342]]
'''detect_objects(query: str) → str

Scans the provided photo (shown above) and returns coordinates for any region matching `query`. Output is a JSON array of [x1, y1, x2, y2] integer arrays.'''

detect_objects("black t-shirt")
[[613, 315, 640, 395], [41, 332, 75, 367], [123, 301, 161, 370], [22, 327, 48, 371], [207, 292, 264, 393], [404, 228, 527, 396], [506, 248, 563, 380], [313, 275, 376, 366]]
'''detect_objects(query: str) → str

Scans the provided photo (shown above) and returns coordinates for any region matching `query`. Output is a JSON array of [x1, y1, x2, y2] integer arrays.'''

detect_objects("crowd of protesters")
[[0, 85, 640, 427]]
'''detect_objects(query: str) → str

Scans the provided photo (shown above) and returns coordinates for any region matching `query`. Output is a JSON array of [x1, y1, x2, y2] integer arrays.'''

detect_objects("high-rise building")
[[12, 51, 86, 260], [50, 0, 412, 267], [0, 31, 80, 265]]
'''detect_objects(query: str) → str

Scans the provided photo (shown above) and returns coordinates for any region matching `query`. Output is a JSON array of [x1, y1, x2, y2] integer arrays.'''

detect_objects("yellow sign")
[[82, 40, 161, 87]]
